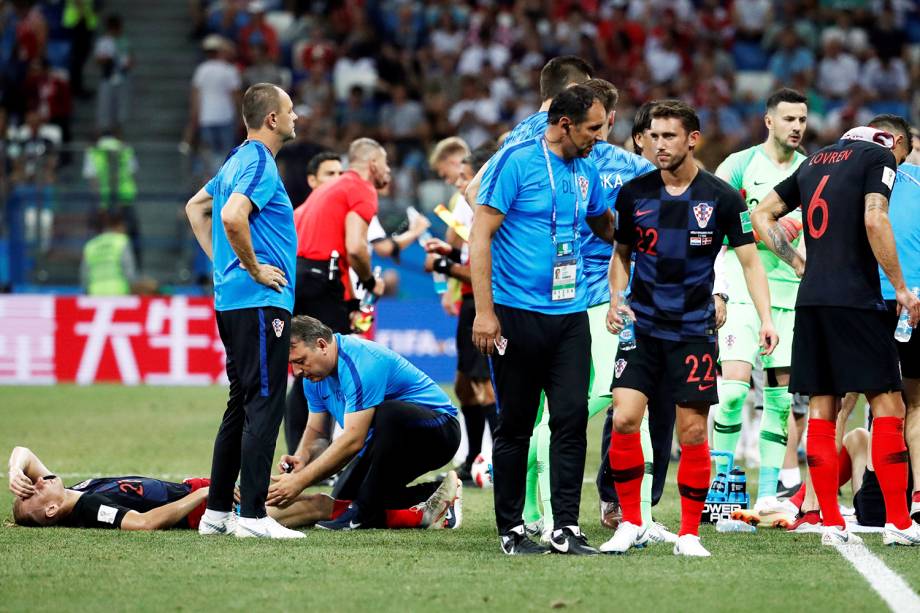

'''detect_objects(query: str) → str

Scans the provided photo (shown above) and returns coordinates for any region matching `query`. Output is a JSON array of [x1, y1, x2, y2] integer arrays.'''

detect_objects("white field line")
[[834, 542, 920, 613]]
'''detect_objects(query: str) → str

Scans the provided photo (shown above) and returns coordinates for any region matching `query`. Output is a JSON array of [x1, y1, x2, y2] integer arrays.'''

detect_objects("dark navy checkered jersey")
[[615, 169, 754, 341]]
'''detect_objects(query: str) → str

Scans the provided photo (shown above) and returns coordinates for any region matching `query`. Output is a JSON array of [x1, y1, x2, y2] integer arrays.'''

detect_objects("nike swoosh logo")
[[553, 537, 570, 553], [202, 519, 229, 533], [698, 383, 715, 391], [445, 509, 453, 521], [348, 520, 361, 529], [635, 209, 653, 217], [753, 181, 766, 186]]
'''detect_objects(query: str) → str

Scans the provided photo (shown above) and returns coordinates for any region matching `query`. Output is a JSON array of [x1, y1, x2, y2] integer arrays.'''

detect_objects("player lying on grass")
[[266, 315, 462, 530], [8, 446, 213, 530]]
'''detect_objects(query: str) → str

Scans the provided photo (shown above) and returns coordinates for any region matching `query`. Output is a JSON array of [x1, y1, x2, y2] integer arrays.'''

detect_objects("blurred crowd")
[[187, 0, 920, 217]]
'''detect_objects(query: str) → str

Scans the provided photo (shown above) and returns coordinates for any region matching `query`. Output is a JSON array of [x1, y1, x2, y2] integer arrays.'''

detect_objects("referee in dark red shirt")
[[293, 137, 390, 332]]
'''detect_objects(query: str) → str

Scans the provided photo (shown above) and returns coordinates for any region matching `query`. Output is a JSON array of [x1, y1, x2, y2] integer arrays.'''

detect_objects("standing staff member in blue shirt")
[[471, 85, 615, 556], [266, 316, 461, 530], [185, 83, 304, 539]]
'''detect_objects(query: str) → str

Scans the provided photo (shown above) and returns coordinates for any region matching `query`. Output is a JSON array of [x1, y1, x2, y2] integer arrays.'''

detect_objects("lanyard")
[[541, 138, 580, 247]]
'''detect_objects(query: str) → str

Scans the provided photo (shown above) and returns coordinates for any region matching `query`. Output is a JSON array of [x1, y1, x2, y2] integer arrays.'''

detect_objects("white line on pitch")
[[834, 542, 920, 612]]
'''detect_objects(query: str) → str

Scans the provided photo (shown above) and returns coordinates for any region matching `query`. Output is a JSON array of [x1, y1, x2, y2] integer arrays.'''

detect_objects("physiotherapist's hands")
[[267, 472, 304, 508], [247, 263, 287, 293], [473, 310, 501, 355], [8, 468, 35, 499], [278, 454, 304, 473]]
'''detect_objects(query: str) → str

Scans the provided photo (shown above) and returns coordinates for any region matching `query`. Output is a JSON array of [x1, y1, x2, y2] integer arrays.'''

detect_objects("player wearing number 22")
[[753, 116, 920, 547], [602, 100, 777, 557]]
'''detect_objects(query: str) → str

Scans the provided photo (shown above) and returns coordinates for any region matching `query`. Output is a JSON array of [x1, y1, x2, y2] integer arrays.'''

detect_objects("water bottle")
[[715, 518, 756, 533], [895, 287, 920, 342], [727, 468, 747, 504], [707, 472, 728, 503], [618, 291, 636, 351], [415, 220, 449, 295], [359, 266, 382, 312]]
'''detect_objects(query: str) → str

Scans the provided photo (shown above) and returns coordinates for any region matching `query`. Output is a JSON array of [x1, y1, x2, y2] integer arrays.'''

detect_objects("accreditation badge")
[[551, 241, 576, 301]]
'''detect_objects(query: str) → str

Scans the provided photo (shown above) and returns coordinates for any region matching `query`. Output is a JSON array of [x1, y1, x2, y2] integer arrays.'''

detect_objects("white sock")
[[203, 509, 230, 522], [237, 515, 267, 525], [780, 467, 801, 487]]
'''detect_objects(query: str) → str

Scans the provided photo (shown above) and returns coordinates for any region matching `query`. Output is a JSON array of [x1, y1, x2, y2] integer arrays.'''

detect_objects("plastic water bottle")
[[359, 266, 382, 312], [618, 291, 636, 351], [414, 218, 449, 295], [727, 468, 747, 504], [895, 287, 920, 342], [715, 518, 756, 533]]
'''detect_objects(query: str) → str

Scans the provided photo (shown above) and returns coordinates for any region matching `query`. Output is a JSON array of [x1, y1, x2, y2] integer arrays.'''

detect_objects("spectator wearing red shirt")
[[293, 137, 390, 333], [238, 1, 279, 66]]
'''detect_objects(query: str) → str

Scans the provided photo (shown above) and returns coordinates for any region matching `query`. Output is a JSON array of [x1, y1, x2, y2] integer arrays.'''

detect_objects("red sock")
[[610, 431, 644, 526], [872, 416, 911, 529], [806, 419, 845, 527], [331, 499, 352, 519], [677, 441, 711, 536], [384, 508, 424, 528], [838, 445, 852, 488], [789, 482, 807, 510]]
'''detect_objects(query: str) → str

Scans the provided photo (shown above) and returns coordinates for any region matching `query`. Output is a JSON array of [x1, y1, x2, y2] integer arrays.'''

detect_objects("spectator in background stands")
[[276, 106, 324, 208], [336, 85, 376, 149], [83, 131, 140, 268], [238, 1, 278, 66], [80, 211, 136, 296], [821, 86, 875, 141], [448, 75, 498, 150], [93, 14, 131, 133], [768, 30, 815, 87], [188, 34, 241, 175], [24, 58, 72, 153], [379, 83, 424, 164], [456, 24, 509, 76], [7, 109, 59, 253], [861, 54, 910, 103], [242, 41, 290, 91], [816, 33, 860, 101], [206, 0, 251, 44], [62, 0, 97, 98]]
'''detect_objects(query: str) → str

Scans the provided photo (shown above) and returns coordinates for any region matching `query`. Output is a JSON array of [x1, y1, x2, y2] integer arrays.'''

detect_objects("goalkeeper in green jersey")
[[711, 88, 808, 522]]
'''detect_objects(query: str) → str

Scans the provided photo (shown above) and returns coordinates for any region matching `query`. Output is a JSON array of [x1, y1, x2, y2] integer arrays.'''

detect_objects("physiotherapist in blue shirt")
[[185, 83, 303, 539], [470, 85, 616, 555], [266, 316, 462, 530]]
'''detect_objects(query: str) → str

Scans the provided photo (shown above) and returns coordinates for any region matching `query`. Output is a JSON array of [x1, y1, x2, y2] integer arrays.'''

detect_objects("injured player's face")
[[13, 474, 66, 526]]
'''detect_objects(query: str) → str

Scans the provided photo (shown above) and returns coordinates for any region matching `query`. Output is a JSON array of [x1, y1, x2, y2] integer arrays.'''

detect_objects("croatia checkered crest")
[[693, 202, 714, 228], [578, 175, 589, 200], [272, 318, 284, 338]]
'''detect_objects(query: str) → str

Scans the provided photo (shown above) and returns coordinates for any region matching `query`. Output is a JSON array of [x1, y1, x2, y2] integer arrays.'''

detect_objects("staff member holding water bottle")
[[880, 156, 920, 523], [602, 100, 776, 558], [754, 114, 920, 548]]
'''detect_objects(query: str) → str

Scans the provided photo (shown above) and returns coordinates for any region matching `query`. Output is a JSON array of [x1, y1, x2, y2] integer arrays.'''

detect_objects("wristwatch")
[[714, 292, 729, 303]]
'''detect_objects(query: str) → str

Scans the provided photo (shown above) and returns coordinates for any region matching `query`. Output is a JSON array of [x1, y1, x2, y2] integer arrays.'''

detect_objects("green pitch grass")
[[0, 385, 913, 612]]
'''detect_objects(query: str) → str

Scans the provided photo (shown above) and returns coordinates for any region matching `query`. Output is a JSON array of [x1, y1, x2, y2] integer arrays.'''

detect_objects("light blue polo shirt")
[[205, 140, 296, 313], [303, 334, 457, 428], [479, 136, 605, 315], [879, 163, 920, 300]]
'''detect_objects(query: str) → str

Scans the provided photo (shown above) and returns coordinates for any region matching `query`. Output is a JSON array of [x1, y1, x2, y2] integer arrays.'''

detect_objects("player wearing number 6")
[[753, 115, 920, 547], [601, 100, 777, 557]]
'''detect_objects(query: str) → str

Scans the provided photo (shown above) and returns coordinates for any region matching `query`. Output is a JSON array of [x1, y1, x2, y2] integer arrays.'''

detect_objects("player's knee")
[[679, 422, 707, 446], [612, 410, 641, 434], [843, 427, 869, 457]]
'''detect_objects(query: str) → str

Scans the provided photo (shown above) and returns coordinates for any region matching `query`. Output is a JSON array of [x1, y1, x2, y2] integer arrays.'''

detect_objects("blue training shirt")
[[583, 142, 655, 307], [479, 136, 606, 315], [302, 334, 457, 428], [879, 163, 920, 300], [493, 110, 654, 307], [205, 140, 296, 313]]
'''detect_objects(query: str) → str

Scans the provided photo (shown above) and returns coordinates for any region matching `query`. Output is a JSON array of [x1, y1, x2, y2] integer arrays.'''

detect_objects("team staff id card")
[[552, 241, 576, 301]]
